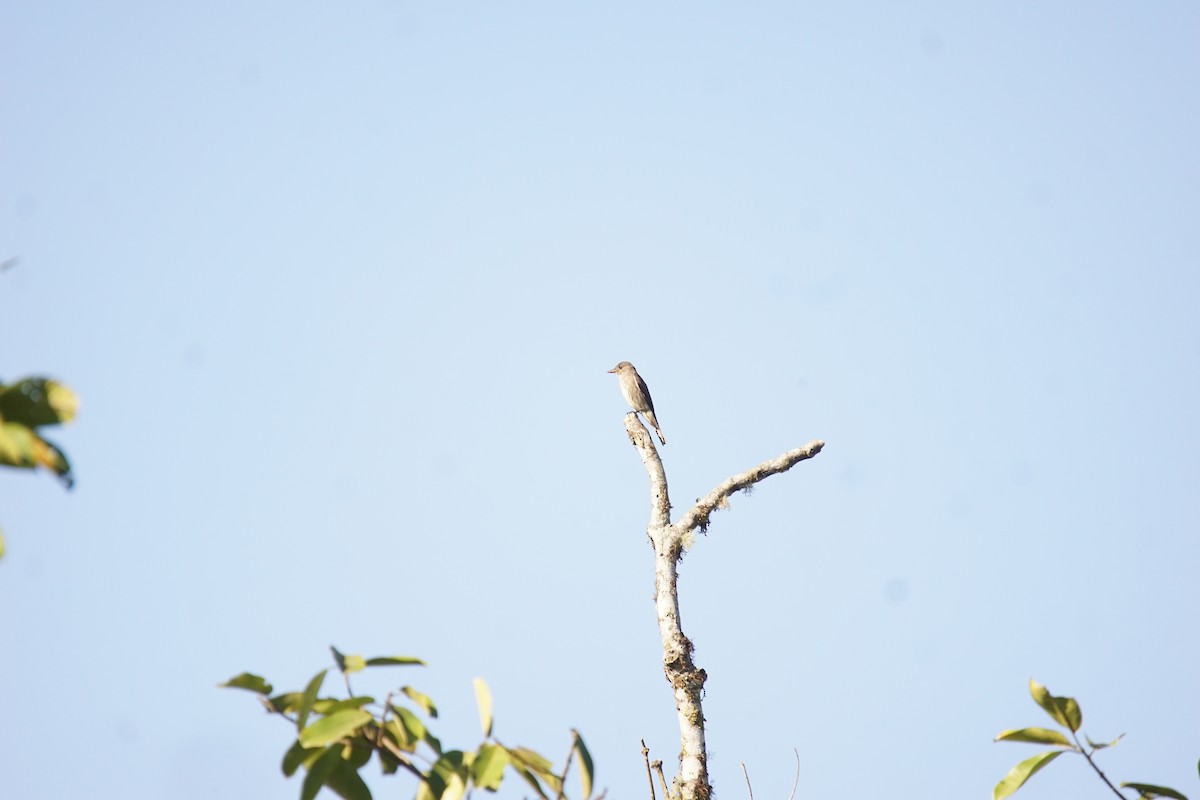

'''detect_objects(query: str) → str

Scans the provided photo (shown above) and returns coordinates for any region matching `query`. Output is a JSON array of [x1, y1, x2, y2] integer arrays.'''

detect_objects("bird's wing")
[[636, 374, 656, 414]]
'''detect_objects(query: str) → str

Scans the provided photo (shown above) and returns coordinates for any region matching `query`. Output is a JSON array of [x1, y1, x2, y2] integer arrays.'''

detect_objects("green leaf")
[[1121, 783, 1188, 800], [994, 727, 1074, 747], [0, 422, 30, 467], [299, 709, 372, 748], [0, 378, 79, 427], [392, 706, 428, 742], [1086, 733, 1125, 750], [326, 754, 373, 800], [343, 735, 375, 769], [220, 672, 273, 695], [331, 646, 366, 674], [34, 434, 72, 487], [301, 746, 343, 800], [297, 669, 327, 731], [472, 743, 509, 790], [282, 740, 327, 777], [0, 423, 73, 487], [507, 747, 560, 793], [384, 717, 415, 752], [573, 730, 595, 800], [0, 527, 5, 559], [314, 697, 374, 714], [415, 777, 436, 800], [401, 686, 439, 718], [265, 692, 304, 714], [393, 706, 441, 754], [434, 753, 468, 800], [509, 762, 551, 800], [1028, 679, 1082, 732], [365, 656, 426, 667], [993, 750, 1065, 800], [441, 773, 466, 800], [507, 746, 554, 775], [473, 677, 493, 738], [417, 752, 468, 800], [1057, 697, 1082, 731]]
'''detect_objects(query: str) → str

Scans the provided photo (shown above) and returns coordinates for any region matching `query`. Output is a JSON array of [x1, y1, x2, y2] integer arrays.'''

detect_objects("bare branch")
[[618, 404, 824, 800], [620, 414, 672, 525], [641, 739, 656, 800], [652, 759, 670, 800], [557, 733, 577, 800], [740, 763, 754, 800], [676, 440, 824, 533], [787, 748, 800, 800]]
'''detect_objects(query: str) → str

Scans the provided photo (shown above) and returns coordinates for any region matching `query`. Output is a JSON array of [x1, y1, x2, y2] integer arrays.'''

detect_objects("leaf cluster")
[[0, 376, 79, 557], [0, 377, 77, 488], [994, 679, 1190, 800], [222, 647, 598, 800]]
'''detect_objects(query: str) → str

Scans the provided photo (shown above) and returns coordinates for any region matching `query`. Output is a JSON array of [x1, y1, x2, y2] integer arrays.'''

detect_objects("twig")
[[787, 748, 800, 800], [652, 760, 669, 800], [641, 739, 656, 800], [376, 691, 394, 749], [375, 734, 426, 780], [557, 732, 578, 800], [740, 763, 754, 800], [1071, 731, 1129, 800], [676, 440, 825, 533]]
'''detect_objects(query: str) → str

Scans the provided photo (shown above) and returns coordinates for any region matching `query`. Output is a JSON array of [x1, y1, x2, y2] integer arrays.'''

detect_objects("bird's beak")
[[607, 366, 618, 373]]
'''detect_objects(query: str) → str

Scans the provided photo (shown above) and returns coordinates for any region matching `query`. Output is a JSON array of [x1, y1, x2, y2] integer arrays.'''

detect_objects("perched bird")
[[608, 361, 667, 445]]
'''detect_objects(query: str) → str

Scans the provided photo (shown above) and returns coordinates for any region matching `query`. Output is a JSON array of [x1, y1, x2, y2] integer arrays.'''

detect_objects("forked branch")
[[618, 412, 824, 800]]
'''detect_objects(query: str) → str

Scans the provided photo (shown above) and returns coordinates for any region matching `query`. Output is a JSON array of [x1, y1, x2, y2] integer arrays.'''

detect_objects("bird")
[[608, 361, 666, 445]]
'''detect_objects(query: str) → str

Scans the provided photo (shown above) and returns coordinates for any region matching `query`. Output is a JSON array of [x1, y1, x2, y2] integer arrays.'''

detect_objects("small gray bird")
[[608, 361, 667, 445]]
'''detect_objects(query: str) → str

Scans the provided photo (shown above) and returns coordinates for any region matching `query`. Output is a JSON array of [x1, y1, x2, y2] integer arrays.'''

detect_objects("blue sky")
[[2, 2, 1198, 798]]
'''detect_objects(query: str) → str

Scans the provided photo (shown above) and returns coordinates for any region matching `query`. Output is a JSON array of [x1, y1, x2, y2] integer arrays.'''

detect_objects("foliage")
[[0, 376, 79, 557], [222, 647, 598, 800], [0, 376, 77, 486], [994, 679, 1190, 800]]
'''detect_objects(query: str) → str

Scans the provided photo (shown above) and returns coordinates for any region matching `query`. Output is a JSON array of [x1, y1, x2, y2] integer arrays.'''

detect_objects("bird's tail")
[[644, 411, 667, 446]]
